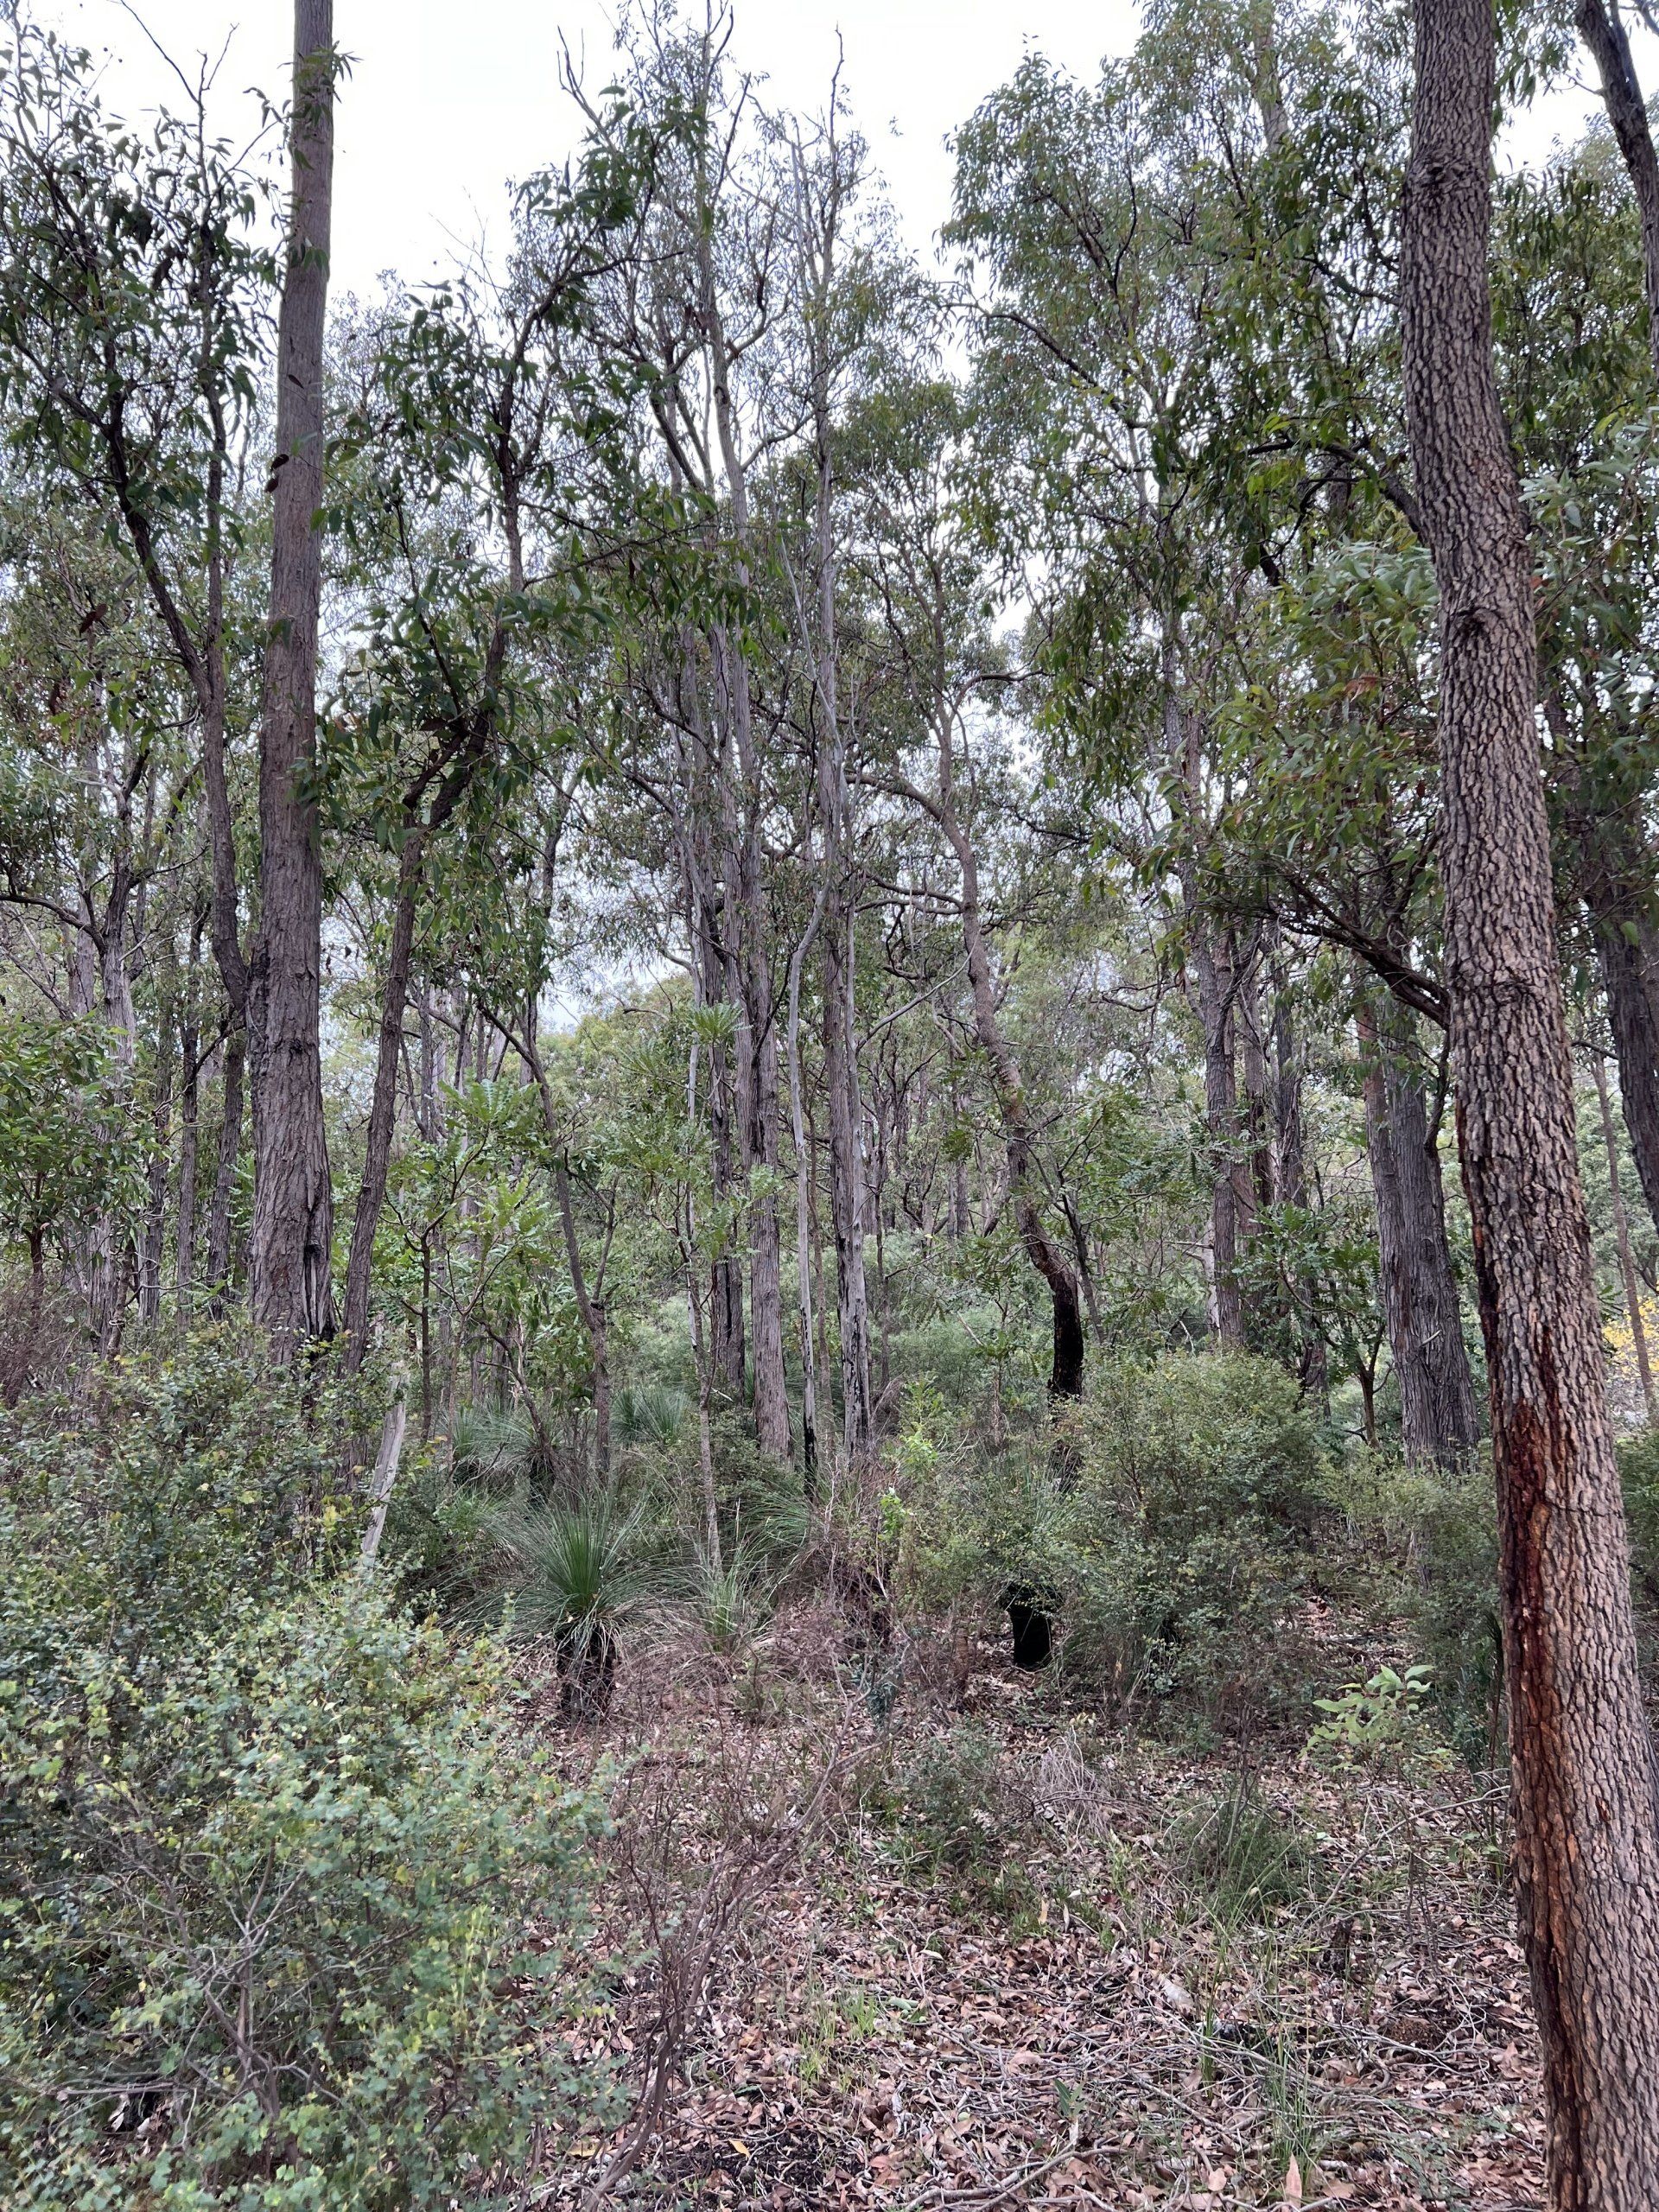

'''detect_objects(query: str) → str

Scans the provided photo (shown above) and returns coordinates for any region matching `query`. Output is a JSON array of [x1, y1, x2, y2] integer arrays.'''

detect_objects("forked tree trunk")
[[1357, 1002, 1480, 1465], [1402, 0, 1659, 2196], [249, 0, 336, 1357]]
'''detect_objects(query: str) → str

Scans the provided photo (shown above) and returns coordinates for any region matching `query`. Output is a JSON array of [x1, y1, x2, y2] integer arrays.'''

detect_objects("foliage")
[[1307, 1663, 1439, 1767], [0, 1338, 610, 2209], [481, 1488, 652, 1656], [0, 1017, 145, 1283]]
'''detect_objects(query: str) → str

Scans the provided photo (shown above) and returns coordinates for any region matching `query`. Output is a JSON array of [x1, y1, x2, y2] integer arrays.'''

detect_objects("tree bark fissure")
[[1402, 0, 1659, 2195]]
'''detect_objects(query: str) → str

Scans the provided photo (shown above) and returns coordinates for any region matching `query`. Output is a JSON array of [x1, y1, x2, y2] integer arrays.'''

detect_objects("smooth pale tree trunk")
[[1357, 1004, 1481, 1465], [1402, 0, 1659, 2196], [249, 0, 336, 1357], [1592, 1050, 1656, 1426]]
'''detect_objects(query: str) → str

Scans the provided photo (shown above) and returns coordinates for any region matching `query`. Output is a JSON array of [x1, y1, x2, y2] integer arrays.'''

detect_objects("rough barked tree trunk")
[[1271, 965, 1330, 1406], [1402, 0, 1659, 2195], [249, 0, 336, 1357], [1357, 1004, 1480, 1465], [206, 1028, 244, 1305], [1191, 919, 1246, 1349], [810, 422, 874, 1466], [554, 1157, 611, 1479], [1589, 872, 1659, 1238], [787, 878, 829, 1490], [139, 1000, 175, 1324]]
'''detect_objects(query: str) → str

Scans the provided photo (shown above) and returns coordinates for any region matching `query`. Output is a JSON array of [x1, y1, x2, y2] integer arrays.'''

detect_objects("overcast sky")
[[30, 1, 1637, 299]]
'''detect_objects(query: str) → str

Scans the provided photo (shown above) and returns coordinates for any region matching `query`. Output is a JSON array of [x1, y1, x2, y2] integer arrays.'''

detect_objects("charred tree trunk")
[[249, 0, 336, 1357], [1402, 0, 1659, 2193], [892, 747, 1085, 1401], [1358, 1004, 1480, 1465]]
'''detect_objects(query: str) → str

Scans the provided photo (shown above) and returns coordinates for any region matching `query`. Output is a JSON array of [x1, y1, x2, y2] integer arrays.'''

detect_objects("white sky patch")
[[34, 1, 1645, 299]]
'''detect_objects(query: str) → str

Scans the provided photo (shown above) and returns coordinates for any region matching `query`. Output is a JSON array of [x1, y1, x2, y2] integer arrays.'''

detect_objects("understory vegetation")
[[5, 0, 1659, 2202]]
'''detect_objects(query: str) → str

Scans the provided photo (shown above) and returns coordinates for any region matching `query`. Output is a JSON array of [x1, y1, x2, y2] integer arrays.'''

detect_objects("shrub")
[[896, 1355, 1327, 1728], [0, 1588, 607, 2209], [890, 1723, 1011, 1873], [0, 1334, 613, 2206], [1401, 1455, 1504, 1770]]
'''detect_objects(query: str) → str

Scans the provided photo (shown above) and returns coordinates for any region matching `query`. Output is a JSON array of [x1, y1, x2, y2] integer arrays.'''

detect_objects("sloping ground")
[[531, 1609, 1545, 2212]]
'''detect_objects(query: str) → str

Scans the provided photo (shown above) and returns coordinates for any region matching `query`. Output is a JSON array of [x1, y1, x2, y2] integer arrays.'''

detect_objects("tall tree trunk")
[[1589, 876, 1659, 1238], [1592, 1049, 1656, 1426], [1575, 0, 1659, 383], [1402, 0, 1659, 2194], [808, 507, 874, 1461], [206, 1028, 245, 1304], [1192, 922, 1246, 1348], [249, 0, 336, 1357], [554, 1157, 611, 1478], [1272, 971, 1330, 1405], [342, 849, 419, 1370], [176, 919, 202, 1316], [1358, 1003, 1481, 1464], [896, 745, 1085, 1400], [787, 884, 828, 1490], [139, 1000, 175, 1324]]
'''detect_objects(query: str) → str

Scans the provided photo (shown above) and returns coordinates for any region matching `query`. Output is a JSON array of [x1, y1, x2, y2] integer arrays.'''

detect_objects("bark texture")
[[1358, 1007, 1480, 1465], [1402, 0, 1659, 2196], [1590, 874, 1659, 1238], [248, 0, 336, 1356]]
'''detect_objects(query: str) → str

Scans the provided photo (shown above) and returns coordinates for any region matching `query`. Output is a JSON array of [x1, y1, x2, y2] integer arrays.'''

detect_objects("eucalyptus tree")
[[950, 48, 1283, 1351], [0, 22, 273, 1297], [847, 370, 1087, 1398], [1402, 0, 1659, 2189], [249, 0, 339, 1355], [564, 5, 802, 1457], [325, 104, 659, 1376]]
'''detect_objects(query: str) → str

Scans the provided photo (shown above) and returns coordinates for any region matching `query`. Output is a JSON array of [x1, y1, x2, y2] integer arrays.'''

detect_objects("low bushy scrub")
[[893, 1353, 1330, 1732], [0, 1335, 613, 2208]]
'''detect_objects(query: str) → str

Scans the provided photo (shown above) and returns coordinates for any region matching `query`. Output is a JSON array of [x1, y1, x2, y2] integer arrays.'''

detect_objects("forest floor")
[[528, 1601, 1544, 2212]]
